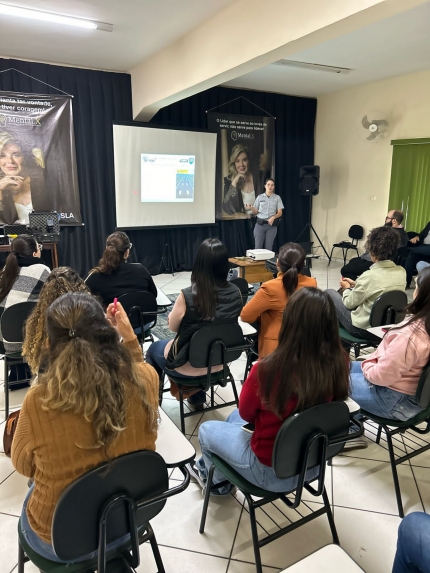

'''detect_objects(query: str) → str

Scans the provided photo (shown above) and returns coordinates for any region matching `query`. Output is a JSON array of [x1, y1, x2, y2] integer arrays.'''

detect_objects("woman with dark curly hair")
[[326, 226, 406, 339], [23, 267, 90, 374]]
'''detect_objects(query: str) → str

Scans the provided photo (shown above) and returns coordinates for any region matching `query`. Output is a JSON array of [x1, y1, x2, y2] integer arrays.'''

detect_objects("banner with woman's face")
[[0, 91, 82, 225], [207, 112, 275, 221]]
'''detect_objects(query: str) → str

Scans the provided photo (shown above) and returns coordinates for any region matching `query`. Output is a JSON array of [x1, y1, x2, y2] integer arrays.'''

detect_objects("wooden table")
[[0, 242, 59, 268], [229, 257, 273, 284]]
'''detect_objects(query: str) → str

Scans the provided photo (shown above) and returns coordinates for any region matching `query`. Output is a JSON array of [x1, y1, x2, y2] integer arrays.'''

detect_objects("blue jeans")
[[405, 245, 430, 285], [197, 409, 319, 495], [417, 261, 430, 273], [350, 361, 423, 421], [392, 512, 430, 573], [20, 485, 134, 563]]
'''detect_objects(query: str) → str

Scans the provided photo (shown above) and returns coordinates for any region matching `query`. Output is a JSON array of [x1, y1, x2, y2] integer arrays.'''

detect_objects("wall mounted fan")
[[361, 111, 389, 140]]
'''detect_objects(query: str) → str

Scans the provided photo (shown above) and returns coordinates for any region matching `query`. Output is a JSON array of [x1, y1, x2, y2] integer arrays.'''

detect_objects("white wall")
[[312, 68, 430, 258]]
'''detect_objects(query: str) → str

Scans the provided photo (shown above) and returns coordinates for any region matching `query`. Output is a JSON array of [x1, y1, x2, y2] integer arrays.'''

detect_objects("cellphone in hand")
[[242, 423, 255, 434]]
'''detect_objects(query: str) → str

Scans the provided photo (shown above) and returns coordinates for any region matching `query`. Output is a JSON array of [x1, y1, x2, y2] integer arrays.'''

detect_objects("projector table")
[[229, 257, 273, 284]]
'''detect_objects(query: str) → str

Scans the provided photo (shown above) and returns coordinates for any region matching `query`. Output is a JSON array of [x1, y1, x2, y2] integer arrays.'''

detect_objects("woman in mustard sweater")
[[12, 293, 159, 564], [240, 242, 317, 357]]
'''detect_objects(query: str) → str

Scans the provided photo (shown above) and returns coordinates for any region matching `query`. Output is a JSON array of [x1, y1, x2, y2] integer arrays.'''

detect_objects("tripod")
[[294, 196, 330, 260], [158, 243, 175, 276]]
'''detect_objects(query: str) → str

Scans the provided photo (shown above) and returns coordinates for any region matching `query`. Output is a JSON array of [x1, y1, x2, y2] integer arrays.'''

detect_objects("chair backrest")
[[52, 450, 168, 561], [0, 301, 37, 344], [230, 278, 249, 307], [348, 225, 364, 241], [117, 291, 157, 329], [188, 322, 246, 368], [272, 402, 350, 480], [369, 290, 408, 327], [415, 360, 430, 409]]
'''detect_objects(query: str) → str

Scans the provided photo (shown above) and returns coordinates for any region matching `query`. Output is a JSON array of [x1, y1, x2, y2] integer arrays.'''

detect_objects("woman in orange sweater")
[[11, 292, 159, 564], [240, 242, 317, 357]]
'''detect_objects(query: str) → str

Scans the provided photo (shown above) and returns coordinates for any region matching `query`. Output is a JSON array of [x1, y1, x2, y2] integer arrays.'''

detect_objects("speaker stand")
[[295, 196, 330, 260], [158, 243, 175, 276]]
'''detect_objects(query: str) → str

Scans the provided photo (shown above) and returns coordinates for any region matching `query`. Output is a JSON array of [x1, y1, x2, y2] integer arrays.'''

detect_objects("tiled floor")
[[0, 260, 422, 573]]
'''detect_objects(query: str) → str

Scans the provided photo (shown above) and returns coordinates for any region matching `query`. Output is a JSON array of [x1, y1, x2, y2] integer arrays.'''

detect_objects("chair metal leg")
[[376, 425, 382, 445], [17, 538, 26, 573], [328, 247, 335, 265], [4, 357, 9, 421], [199, 464, 215, 534], [231, 376, 239, 406], [178, 386, 186, 435], [147, 523, 166, 573], [245, 494, 263, 573], [384, 425, 404, 518], [210, 385, 215, 408], [322, 487, 339, 544]]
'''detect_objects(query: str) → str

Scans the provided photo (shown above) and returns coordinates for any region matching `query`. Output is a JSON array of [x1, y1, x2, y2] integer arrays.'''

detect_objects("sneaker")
[[185, 463, 207, 490], [342, 437, 368, 451]]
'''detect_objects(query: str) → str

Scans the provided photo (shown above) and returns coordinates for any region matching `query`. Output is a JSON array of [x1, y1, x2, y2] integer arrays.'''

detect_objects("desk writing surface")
[[156, 286, 172, 307], [366, 325, 395, 339], [156, 408, 195, 467], [281, 544, 364, 572], [238, 317, 257, 336]]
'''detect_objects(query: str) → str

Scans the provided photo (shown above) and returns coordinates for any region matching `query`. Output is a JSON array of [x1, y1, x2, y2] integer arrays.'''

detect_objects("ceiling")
[[0, 0, 235, 71], [0, 1, 430, 98], [224, 1, 430, 97]]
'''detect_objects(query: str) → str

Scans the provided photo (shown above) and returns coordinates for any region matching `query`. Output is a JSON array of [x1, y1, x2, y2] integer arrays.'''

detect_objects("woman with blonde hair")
[[12, 293, 159, 564], [223, 145, 259, 217], [23, 267, 89, 373], [85, 231, 156, 306]]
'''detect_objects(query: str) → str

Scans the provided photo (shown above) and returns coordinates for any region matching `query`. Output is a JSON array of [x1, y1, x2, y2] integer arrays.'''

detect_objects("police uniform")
[[253, 193, 284, 250]]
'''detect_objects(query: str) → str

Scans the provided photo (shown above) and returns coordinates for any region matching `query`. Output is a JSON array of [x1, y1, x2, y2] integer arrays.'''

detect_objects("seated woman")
[[187, 288, 349, 494], [146, 238, 242, 405], [0, 234, 50, 354], [22, 267, 89, 374], [11, 293, 159, 564], [326, 226, 406, 339], [350, 267, 430, 421], [85, 231, 156, 306], [240, 242, 317, 357]]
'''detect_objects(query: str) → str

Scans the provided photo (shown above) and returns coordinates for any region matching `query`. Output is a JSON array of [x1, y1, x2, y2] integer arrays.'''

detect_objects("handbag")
[[3, 409, 20, 457]]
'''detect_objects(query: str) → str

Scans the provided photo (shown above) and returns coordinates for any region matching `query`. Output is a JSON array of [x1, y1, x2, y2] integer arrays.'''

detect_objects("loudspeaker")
[[299, 165, 320, 196]]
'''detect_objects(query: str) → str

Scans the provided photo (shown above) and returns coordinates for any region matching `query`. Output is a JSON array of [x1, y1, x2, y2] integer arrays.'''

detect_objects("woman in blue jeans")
[[350, 267, 430, 421], [393, 512, 430, 572], [187, 288, 350, 494]]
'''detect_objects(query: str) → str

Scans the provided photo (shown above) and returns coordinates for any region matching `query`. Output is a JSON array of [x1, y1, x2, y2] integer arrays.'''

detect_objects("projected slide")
[[141, 154, 195, 203]]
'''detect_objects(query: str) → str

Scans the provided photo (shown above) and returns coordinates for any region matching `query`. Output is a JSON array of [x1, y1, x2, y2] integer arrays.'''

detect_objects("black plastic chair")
[[164, 323, 253, 434], [1, 301, 37, 420], [359, 361, 430, 518], [230, 278, 249, 308], [329, 225, 364, 265], [339, 290, 408, 359], [199, 402, 363, 573], [17, 450, 190, 573], [118, 291, 167, 347]]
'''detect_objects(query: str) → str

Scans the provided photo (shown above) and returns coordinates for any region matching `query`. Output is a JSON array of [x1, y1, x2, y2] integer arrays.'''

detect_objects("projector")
[[246, 249, 275, 261]]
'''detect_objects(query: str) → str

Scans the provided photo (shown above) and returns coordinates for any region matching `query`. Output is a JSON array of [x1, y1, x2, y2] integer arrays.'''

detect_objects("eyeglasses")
[[37, 244, 43, 251]]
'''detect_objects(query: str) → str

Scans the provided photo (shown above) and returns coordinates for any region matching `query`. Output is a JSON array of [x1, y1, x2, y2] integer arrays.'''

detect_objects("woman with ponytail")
[[85, 231, 156, 306], [0, 234, 50, 354], [240, 242, 317, 357], [12, 293, 159, 564]]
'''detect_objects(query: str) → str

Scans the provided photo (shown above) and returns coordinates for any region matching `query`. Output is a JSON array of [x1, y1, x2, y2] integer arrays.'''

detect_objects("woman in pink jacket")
[[350, 267, 430, 421]]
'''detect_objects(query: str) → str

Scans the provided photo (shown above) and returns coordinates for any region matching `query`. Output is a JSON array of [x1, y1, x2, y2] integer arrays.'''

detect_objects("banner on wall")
[[207, 112, 275, 221], [0, 91, 82, 225]]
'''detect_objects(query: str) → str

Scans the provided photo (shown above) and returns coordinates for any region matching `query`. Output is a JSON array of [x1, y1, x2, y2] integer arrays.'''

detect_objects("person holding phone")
[[186, 288, 349, 495], [252, 178, 284, 251]]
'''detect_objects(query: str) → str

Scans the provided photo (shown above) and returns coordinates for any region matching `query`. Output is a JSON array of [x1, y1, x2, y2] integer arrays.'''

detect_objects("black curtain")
[[141, 87, 317, 273], [0, 60, 316, 275], [0, 58, 132, 276]]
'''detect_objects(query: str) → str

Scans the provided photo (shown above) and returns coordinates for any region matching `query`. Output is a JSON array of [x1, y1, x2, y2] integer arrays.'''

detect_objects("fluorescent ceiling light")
[[0, 3, 113, 32], [273, 59, 351, 74]]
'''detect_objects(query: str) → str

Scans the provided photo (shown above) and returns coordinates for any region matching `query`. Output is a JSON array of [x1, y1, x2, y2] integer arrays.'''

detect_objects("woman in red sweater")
[[188, 288, 350, 494]]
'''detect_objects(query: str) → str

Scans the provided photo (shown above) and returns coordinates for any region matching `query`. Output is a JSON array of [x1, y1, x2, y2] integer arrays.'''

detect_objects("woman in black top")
[[146, 238, 242, 405], [85, 232, 156, 306]]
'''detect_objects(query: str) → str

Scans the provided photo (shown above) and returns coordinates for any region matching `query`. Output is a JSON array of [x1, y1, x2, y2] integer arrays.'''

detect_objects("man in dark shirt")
[[404, 221, 430, 287], [341, 210, 408, 281]]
